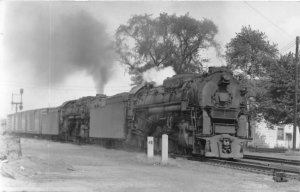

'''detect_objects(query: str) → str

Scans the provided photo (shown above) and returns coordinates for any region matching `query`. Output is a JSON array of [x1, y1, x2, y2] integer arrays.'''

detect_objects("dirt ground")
[[0, 136, 299, 192]]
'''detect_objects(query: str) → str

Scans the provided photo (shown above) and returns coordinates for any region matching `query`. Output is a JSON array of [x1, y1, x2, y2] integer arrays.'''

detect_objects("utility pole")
[[11, 88, 24, 130], [293, 36, 299, 150]]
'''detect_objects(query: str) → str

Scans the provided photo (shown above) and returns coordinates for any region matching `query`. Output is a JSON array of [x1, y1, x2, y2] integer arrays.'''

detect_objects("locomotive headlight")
[[223, 138, 230, 146], [220, 74, 231, 85]]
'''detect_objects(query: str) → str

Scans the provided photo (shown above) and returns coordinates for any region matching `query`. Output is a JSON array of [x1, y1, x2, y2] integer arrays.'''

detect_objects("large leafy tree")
[[116, 13, 219, 84], [259, 53, 300, 127], [225, 26, 283, 127], [225, 26, 278, 78]]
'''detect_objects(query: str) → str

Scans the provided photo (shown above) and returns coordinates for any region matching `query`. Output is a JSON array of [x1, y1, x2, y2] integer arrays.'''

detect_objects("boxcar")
[[7, 108, 59, 137], [41, 108, 59, 136]]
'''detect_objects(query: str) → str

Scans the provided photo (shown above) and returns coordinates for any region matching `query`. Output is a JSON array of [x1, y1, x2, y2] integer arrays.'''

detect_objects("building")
[[249, 119, 300, 149]]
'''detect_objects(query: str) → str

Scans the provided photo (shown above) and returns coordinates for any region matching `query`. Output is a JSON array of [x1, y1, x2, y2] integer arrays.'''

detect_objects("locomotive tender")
[[5, 67, 251, 159]]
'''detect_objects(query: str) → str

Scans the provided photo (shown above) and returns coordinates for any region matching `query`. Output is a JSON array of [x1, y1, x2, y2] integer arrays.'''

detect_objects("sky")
[[0, 1, 300, 119]]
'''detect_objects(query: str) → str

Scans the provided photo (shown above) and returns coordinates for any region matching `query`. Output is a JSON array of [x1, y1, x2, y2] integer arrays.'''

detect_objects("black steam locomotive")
[[5, 67, 252, 159]]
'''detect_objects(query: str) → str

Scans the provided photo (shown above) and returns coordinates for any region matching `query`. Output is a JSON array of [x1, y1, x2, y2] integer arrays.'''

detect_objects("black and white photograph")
[[0, 1, 299, 191]]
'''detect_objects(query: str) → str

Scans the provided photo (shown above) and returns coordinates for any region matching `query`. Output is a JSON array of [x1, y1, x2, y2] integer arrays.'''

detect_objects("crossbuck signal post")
[[11, 88, 24, 113], [11, 88, 24, 130]]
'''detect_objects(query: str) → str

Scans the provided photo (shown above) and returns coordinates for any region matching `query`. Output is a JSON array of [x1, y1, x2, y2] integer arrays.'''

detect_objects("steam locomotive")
[[4, 67, 252, 159]]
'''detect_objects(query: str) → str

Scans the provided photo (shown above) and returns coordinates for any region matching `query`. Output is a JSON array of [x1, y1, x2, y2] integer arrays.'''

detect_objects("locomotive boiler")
[[5, 66, 251, 159], [126, 66, 251, 158]]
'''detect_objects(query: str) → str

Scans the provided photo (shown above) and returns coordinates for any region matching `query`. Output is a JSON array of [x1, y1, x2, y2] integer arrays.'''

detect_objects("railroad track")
[[185, 156, 300, 181], [243, 154, 300, 166]]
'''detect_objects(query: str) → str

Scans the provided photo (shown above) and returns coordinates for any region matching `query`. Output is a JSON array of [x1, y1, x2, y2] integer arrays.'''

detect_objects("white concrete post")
[[162, 134, 168, 163], [147, 137, 154, 158]]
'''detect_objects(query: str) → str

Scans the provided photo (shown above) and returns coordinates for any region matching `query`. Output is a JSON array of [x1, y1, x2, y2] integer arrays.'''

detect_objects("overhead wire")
[[280, 41, 296, 54], [279, 41, 294, 52], [243, 2, 297, 56], [281, 45, 295, 55], [243, 1, 294, 40]]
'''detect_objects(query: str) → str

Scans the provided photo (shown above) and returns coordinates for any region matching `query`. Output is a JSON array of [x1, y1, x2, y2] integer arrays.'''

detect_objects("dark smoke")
[[5, 3, 115, 93]]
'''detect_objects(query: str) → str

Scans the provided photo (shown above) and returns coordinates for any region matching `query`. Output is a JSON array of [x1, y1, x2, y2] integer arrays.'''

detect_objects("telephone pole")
[[293, 36, 299, 150]]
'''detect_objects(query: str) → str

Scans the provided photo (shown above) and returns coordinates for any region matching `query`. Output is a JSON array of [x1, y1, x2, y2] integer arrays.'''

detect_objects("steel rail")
[[186, 156, 300, 181], [243, 155, 300, 166]]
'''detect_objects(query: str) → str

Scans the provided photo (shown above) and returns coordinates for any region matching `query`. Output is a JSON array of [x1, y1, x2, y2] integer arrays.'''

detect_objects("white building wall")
[[249, 119, 300, 149]]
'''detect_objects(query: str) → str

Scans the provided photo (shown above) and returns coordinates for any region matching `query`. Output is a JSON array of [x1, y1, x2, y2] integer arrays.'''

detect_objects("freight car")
[[5, 67, 252, 159], [5, 108, 59, 138]]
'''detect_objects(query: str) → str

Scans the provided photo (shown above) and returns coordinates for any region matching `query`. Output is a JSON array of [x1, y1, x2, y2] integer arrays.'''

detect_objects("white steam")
[[142, 66, 176, 86]]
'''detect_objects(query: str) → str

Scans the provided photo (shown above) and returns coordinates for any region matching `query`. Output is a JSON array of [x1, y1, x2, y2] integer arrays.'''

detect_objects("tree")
[[225, 26, 278, 78], [259, 53, 299, 126], [226, 26, 281, 127], [226, 26, 299, 129], [115, 13, 219, 84]]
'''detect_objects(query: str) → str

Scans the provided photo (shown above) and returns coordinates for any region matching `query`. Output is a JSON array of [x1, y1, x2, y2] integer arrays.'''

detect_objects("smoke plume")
[[142, 66, 176, 86], [4, 3, 115, 93]]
